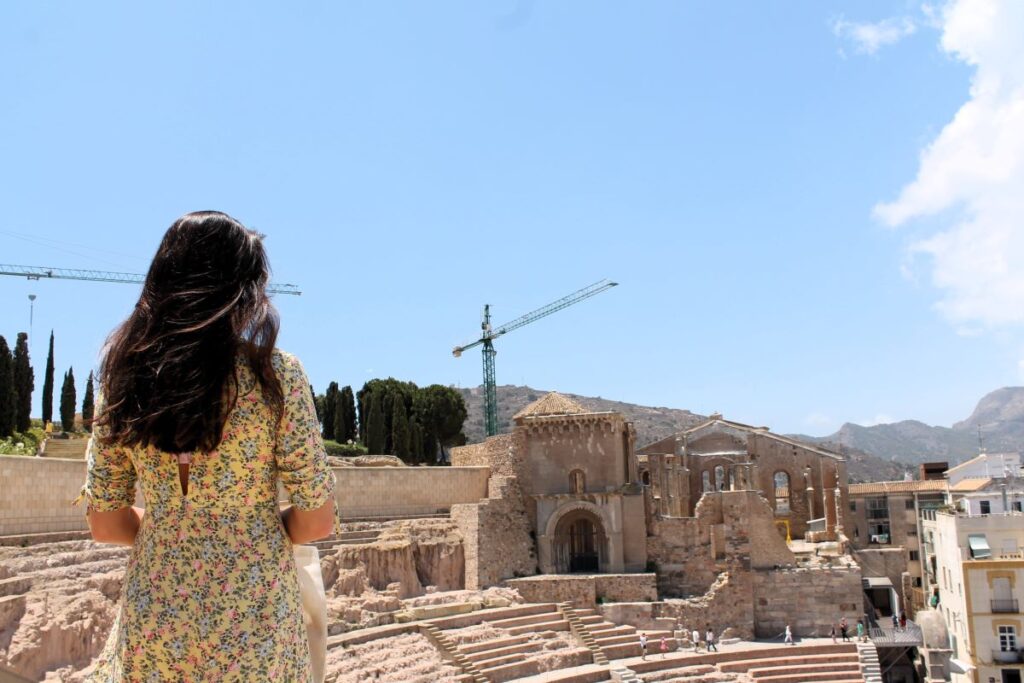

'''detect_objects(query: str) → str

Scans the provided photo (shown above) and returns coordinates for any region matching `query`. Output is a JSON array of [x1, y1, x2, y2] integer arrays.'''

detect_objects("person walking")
[[659, 635, 668, 658], [784, 624, 794, 645], [705, 627, 717, 652], [857, 620, 866, 642], [840, 616, 850, 642], [830, 623, 837, 643], [891, 613, 899, 631], [692, 628, 701, 652], [80, 212, 337, 682], [900, 612, 907, 631], [639, 632, 648, 660]]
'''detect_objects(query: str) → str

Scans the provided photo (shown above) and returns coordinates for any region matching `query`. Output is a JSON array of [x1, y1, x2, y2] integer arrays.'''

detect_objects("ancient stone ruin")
[[1, 393, 871, 682]]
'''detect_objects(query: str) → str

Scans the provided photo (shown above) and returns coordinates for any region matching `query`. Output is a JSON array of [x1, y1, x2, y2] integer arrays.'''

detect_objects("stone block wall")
[[333, 466, 489, 518], [505, 573, 657, 607], [0, 456, 91, 535], [594, 573, 658, 603], [751, 566, 863, 638], [451, 476, 535, 590]]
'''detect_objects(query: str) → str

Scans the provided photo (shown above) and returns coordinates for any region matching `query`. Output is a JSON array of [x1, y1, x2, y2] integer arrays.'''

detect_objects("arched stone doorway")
[[551, 509, 608, 573]]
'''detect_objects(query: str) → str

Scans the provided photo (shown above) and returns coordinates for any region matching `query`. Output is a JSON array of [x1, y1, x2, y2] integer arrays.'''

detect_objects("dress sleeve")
[[275, 354, 336, 511], [81, 393, 138, 511]]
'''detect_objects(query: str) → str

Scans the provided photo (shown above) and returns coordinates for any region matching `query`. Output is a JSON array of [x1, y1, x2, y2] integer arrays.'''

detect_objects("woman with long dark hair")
[[81, 211, 335, 681]]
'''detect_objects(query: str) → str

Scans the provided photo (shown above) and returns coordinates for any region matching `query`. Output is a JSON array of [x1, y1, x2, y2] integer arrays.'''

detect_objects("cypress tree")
[[322, 382, 339, 441], [310, 384, 322, 424], [366, 392, 386, 454], [0, 336, 16, 437], [13, 333, 33, 433], [60, 367, 76, 432], [42, 331, 54, 426], [410, 421, 424, 465], [339, 386, 357, 443], [82, 371, 95, 432], [390, 393, 410, 460]]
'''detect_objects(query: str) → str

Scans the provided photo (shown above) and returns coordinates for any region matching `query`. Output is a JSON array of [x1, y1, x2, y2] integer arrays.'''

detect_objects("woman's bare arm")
[[281, 498, 335, 544], [87, 506, 145, 546]]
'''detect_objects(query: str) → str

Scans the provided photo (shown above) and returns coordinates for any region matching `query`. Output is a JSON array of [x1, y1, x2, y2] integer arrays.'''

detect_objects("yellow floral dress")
[[82, 350, 334, 682]]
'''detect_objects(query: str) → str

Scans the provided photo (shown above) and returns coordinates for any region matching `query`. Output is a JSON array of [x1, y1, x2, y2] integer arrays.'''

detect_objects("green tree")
[[390, 393, 410, 460], [311, 384, 323, 424], [13, 333, 33, 433], [42, 331, 54, 426], [82, 371, 95, 432], [365, 391, 386, 454], [410, 421, 424, 463], [60, 367, 76, 432], [0, 336, 16, 437], [322, 382, 339, 440], [414, 385, 468, 462], [339, 386, 357, 443]]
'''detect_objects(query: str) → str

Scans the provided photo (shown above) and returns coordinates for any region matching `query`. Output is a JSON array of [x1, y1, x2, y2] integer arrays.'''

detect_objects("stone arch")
[[773, 470, 791, 515], [714, 464, 728, 491], [545, 501, 612, 573]]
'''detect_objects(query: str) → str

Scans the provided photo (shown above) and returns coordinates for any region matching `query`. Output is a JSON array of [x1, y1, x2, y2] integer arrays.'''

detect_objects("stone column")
[[834, 485, 845, 536], [607, 531, 625, 573], [537, 534, 553, 574]]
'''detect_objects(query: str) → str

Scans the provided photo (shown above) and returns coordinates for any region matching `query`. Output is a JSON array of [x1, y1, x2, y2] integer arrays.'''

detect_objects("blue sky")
[[2, 1, 1022, 436]]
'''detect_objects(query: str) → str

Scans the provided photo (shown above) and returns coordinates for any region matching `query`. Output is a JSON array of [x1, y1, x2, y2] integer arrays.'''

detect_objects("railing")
[[867, 509, 890, 520], [992, 648, 1024, 664], [992, 599, 1019, 613]]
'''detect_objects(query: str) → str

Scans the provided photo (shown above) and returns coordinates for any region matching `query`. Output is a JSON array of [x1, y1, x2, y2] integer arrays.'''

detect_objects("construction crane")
[[0, 263, 301, 295], [453, 279, 618, 437]]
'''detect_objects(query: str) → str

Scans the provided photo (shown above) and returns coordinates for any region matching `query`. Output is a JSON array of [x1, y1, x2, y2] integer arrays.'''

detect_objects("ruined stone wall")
[[505, 573, 657, 607], [451, 475, 535, 590], [751, 566, 863, 638]]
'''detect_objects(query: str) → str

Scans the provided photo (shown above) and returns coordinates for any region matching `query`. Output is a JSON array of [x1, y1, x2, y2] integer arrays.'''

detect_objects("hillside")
[[457, 385, 904, 483], [794, 387, 1024, 467]]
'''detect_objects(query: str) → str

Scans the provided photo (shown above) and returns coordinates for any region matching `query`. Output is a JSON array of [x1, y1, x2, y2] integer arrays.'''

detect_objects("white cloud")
[[832, 15, 917, 55], [874, 0, 1024, 329]]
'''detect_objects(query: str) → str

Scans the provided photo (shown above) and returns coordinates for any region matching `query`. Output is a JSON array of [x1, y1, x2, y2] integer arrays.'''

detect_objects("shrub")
[[323, 440, 368, 457]]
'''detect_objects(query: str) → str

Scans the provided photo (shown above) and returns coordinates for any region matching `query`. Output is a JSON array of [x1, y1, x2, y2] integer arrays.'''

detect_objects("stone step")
[[464, 640, 543, 665], [505, 617, 570, 636], [590, 623, 637, 638], [458, 634, 531, 656], [488, 609, 563, 630], [754, 674, 862, 683], [749, 661, 862, 680], [431, 603, 558, 630], [720, 652, 860, 673]]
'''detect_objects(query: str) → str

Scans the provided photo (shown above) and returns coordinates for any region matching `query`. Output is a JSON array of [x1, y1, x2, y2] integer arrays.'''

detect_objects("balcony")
[[992, 648, 1024, 664], [992, 599, 1020, 613], [867, 509, 891, 520]]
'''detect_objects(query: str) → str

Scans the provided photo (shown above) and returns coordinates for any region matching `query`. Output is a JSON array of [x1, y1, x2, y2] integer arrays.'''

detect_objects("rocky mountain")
[[457, 385, 906, 483], [794, 387, 1024, 467]]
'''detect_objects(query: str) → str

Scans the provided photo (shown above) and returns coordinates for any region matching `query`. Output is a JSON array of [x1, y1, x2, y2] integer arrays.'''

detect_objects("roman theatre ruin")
[[1, 393, 875, 682]]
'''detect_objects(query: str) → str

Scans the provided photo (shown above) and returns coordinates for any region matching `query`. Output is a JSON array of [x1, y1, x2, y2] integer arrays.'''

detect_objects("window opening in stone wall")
[[773, 471, 790, 515], [866, 497, 890, 544], [999, 625, 1017, 652], [906, 498, 916, 509], [980, 500, 992, 515], [702, 470, 712, 493], [714, 465, 727, 491], [569, 469, 585, 494], [641, 470, 651, 486]]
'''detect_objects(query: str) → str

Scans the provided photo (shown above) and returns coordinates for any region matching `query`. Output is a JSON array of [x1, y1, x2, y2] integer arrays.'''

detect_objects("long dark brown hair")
[[96, 211, 284, 453]]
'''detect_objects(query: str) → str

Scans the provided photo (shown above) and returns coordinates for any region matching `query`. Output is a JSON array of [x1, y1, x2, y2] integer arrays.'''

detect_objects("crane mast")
[[0, 263, 301, 295], [453, 279, 618, 437]]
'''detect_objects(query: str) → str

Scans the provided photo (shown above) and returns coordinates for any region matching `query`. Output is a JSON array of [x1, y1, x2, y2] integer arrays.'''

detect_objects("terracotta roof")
[[949, 477, 993, 492], [513, 392, 588, 420], [849, 480, 949, 495]]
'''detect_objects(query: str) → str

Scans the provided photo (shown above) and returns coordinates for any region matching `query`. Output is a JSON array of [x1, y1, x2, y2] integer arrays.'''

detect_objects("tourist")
[[706, 627, 717, 652], [830, 623, 836, 643], [80, 212, 336, 681], [840, 616, 850, 642], [784, 624, 794, 645], [891, 613, 899, 631], [899, 612, 907, 630], [856, 620, 866, 642], [692, 628, 701, 651], [660, 635, 668, 658], [639, 632, 648, 660]]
